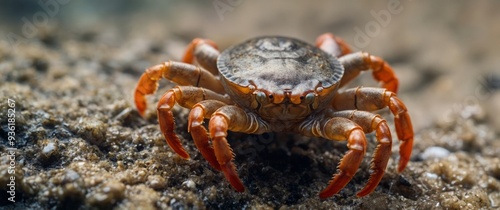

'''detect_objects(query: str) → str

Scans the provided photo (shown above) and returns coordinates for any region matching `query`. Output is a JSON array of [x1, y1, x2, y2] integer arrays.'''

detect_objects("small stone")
[[182, 179, 196, 190], [424, 172, 438, 179], [42, 142, 57, 156], [420, 146, 451, 160], [147, 175, 167, 190], [38, 139, 60, 164], [63, 169, 81, 183]]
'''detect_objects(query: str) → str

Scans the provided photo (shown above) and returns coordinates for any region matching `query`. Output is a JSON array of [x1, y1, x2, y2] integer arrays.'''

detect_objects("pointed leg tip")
[[318, 193, 330, 200], [356, 187, 374, 197], [168, 141, 190, 160], [219, 161, 245, 194], [355, 193, 364, 198], [137, 110, 145, 118], [178, 152, 190, 160], [318, 184, 342, 200], [234, 185, 245, 192], [166, 141, 191, 160], [228, 175, 245, 192], [397, 154, 411, 173], [397, 161, 408, 173], [228, 177, 245, 193], [135, 102, 146, 117], [319, 190, 336, 200]]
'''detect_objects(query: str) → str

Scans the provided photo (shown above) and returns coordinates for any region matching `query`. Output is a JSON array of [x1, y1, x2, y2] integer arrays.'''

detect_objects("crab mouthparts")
[[271, 90, 302, 105]]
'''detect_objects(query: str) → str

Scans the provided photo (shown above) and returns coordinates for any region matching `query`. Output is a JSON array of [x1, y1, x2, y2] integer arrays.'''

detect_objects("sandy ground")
[[1, 1, 500, 209]]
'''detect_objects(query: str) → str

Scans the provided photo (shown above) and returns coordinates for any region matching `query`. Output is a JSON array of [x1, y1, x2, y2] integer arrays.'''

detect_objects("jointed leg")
[[338, 52, 399, 93], [188, 100, 227, 171], [330, 110, 392, 197], [134, 61, 225, 116], [182, 38, 220, 75], [298, 114, 367, 199], [333, 87, 414, 172], [208, 105, 270, 192], [157, 86, 232, 159], [316, 33, 352, 57]]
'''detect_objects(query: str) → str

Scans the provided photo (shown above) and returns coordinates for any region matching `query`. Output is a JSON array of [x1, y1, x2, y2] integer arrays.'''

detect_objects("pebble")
[[420, 146, 451, 160], [182, 179, 196, 189]]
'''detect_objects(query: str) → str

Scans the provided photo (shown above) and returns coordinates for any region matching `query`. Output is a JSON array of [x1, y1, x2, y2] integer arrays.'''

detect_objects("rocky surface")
[[1, 1, 499, 209]]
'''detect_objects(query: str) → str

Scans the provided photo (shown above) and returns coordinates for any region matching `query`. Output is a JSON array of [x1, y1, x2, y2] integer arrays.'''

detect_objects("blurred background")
[[2, 0, 499, 131]]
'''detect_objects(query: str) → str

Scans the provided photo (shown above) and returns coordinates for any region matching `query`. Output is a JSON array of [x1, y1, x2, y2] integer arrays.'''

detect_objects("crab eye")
[[304, 93, 315, 104], [255, 91, 267, 103], [268, 94, 274, 100]]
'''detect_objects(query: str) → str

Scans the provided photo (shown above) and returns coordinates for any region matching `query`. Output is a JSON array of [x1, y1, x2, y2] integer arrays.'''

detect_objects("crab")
[[134, 33, 414, 199]]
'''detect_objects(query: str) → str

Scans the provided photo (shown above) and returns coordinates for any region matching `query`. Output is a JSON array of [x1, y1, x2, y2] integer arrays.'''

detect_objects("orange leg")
[[208, 105, 270, 192], [188, 100, 227, 171], [316, 33, 352, 57], [338, 52, 399, 93], [157, 86, 231, 159], [181, 38, 220, 75], [387, 95, 413, 172], [134, 61, 225, 116], [333, 87, 414, 172], [330, 110, 392, 197], [298, 115, 367, 199]]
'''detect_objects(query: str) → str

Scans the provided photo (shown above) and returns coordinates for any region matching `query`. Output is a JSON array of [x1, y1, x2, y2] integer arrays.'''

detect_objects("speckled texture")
[[1, 1, 500, 209]]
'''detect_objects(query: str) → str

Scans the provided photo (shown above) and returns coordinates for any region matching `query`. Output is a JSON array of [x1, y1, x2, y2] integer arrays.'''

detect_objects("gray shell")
[[217, 36, 344, 91]]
